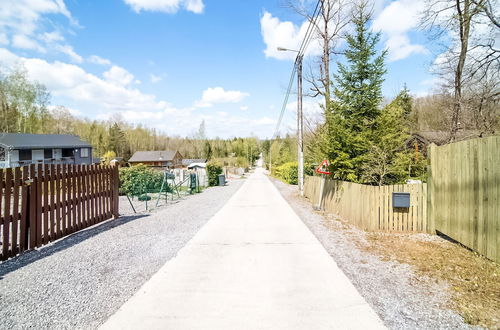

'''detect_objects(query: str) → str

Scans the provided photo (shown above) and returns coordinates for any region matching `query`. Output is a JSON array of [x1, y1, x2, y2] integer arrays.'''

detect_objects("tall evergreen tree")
[[320, 1, 387, 181], [333, 1, 386, 130], [108, 123, 125, 155], [204, 140, 213, 160]]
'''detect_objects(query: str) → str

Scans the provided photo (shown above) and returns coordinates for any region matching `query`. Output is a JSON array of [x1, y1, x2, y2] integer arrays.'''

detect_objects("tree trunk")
[[450, 0, 472, 142]]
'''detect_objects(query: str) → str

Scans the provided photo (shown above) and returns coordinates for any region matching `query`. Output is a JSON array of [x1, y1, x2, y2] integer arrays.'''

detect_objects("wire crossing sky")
[[0, 0, 439, 138]]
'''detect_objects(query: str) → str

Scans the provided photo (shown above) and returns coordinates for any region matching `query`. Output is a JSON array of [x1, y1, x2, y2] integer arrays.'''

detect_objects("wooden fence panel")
[[3, 168, 12, 258], [0, 164, 119, 261], [428, 136, 499, 263], [304, 176, 428, 233]]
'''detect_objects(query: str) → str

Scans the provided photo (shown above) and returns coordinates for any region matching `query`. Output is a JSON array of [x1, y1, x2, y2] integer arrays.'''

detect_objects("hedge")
[[119, 164, 163, 196], [273, 161, 313, 185], [207, 161, 223, 186]]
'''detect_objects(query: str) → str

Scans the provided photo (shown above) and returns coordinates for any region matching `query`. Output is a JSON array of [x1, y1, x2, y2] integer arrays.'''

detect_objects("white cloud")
[[372, 0, 428, 61], [283, 98, 323, 132], [254, 117, 275, 125], [286, 99, 322, 117], [55, 45, 83, 63], [240, 106, 249, 111], [0, 33, 8, 45], [0, 0, 73, 38], [42, 31, 64, 43], [150, 74, 162, 83], [195, 87, 249, 108], [123, 0, 204, 14], [103, 65, 135, 86], [260, 11, 322, 60], [0, 48, 275, 138], [12, 34, 45, 52], [88, 55, 111, 65], [0, 0, 81, 62], [185, 0, 204, 14]]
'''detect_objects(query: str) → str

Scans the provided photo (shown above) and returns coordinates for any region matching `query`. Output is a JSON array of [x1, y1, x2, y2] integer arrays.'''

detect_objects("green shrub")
[[273, 162, 298, 184], [138, 194, 152, 201], [207, 161, 223, 186], [119, 164, 163, 196], [273, 162, 314, 185]]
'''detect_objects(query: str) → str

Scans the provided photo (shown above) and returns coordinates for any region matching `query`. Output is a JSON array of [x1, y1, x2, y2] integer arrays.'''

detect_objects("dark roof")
[[128, 150, 181, 163], [0, 133, 91, 149], [181, 158, 207, 166]]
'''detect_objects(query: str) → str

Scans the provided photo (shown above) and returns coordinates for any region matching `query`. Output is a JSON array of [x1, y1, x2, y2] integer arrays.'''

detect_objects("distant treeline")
[[0, 69, 261, 165]]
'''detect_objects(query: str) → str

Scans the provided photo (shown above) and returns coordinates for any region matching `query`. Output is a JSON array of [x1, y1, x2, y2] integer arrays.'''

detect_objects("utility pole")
[[269, 148, 272, 173], [276, 47, 304, 196], [297, 54, 304, 196]]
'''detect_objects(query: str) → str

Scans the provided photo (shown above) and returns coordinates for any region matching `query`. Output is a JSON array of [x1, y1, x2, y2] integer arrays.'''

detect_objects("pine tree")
[[108, 123, 125, 155], [333, 1, 386, 130], [322, 1, 387, 181], [204, 140, 213, 160]]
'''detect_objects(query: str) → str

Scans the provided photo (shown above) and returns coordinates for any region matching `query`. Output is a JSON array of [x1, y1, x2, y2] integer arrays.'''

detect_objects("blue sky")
[[0, 0, 439, 138]]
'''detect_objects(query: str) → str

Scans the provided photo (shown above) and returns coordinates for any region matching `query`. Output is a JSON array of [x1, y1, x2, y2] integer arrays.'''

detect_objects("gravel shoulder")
[[0, 179, 245, 330], [270, 177, 477, 330]]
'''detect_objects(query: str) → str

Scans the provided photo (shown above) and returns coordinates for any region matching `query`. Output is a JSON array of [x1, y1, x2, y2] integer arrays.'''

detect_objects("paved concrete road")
[[101, 169, 385, 330]]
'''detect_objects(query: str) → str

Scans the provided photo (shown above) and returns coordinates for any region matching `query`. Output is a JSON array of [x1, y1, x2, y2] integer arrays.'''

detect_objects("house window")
[[19, 150, 31, 161], [44, 149, 53, 159], [0, 148, 4, 161], [80, 148, 89, 158], [62, 149, 74, 158]]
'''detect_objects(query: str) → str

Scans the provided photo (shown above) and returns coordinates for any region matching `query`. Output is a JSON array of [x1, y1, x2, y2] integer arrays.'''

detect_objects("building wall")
[[1, 146, 92, 168], [75, 147, 93, 165]]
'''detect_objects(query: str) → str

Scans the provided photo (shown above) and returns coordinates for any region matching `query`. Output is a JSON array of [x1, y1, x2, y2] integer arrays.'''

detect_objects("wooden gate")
[[0, 164, 119, 261]]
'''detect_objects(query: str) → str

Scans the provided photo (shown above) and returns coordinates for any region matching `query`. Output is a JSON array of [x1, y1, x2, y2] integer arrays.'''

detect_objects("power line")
[[271, 0, 322, 141], [297, 0, 322, 56]]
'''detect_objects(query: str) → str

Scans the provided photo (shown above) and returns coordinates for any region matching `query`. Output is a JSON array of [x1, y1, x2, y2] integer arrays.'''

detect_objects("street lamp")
[[277, 47, 299, 53], [277, 47, 304, 196]]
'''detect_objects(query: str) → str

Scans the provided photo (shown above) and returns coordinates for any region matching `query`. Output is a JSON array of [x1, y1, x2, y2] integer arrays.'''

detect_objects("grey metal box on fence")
[[392, 192, 410, 208]]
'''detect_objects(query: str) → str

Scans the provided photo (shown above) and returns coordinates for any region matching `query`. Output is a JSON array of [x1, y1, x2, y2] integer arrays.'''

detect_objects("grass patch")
[[364, 233, 500, 329]]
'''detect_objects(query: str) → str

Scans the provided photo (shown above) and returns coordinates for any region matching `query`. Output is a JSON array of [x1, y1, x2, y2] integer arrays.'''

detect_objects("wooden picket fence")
[[0, 164, 119, 261], [304, 176, 429, 232]]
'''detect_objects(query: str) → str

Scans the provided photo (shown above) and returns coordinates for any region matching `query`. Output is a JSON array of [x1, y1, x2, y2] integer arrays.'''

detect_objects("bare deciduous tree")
[[421, 0, 499, 141], [286, 0, 351, 109]]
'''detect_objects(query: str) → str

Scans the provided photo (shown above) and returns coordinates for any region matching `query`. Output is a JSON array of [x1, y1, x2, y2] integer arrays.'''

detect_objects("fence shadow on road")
[[0, 214, 147, 279]]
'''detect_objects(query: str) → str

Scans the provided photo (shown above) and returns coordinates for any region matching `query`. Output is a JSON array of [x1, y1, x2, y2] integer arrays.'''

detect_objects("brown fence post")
[[112, 164, 119, 219], [20, 166, 29, 252], [28, 164, 37, 249], [35, 163, 43, 247], [2, 168, 12, 259]]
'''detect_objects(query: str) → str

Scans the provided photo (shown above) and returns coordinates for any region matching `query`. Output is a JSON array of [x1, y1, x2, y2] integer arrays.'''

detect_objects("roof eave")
[[7, 144, 91, 150]]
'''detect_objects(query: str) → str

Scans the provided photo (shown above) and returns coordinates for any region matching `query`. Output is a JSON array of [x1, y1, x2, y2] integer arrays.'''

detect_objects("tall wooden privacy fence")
[[304, 176, 429, 232], [0, 164, 119, 261], [303, 135, 499, 263], [428, 136, 499, 263]]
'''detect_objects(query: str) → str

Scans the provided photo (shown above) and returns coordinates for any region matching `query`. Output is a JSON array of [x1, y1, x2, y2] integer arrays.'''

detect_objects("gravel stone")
[[271, 177, 477, 330], [0, 179, 245, 329]]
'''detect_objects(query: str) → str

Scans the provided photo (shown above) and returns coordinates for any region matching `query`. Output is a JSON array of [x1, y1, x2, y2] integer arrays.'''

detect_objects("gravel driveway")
[[271, 177, 475, 330], [0, 179, 244, 329]]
